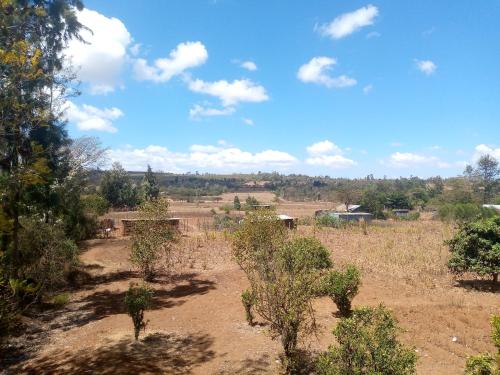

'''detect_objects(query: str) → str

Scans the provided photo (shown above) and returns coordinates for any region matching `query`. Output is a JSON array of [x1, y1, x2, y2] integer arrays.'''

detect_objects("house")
[[335, 204, 363, 213], [251, 204, 272, 210], [330, 212, 373, 223], [392, 209, 410, 218]]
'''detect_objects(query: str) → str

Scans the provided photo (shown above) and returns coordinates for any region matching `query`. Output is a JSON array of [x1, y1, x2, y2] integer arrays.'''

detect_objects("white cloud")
[[473, 144, 500, 161], [189, 104, 235, 119], [63, 101, 123, 133], [305, 140, 356, 168], [66, 8, 132, 94], [243, 118, 254, 125], [386, 152, 450, 168], [297, 57, 356, 88], [187, 78, 269, 107], [363, 84, 373, 94], [306, 155, 357, 168], [108, 144, 297, 172], [129, 43, 141, 56], [133, 41, 208, 82], [241, 61, 257, 71], [415, 59, 437, 75], [316, 4, 379, 40], [307, 140, 343, 156]]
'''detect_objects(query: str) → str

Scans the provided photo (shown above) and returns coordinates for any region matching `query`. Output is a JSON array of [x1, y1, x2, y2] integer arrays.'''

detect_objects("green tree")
[[321, 265, 361, 317], [465, 155, 499, 204], [100, 162, 140, 208], [233, 195, 241, 210], [142, 164, 160, 201], [447, 216, 500, 282], [465, 316, 500, 375], [124, 282, 153, 341], [317, 305, 417, 375]]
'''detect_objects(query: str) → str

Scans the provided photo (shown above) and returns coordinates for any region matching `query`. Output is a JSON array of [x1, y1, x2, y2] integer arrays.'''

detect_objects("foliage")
[[51, 293, 70, 307], [130, 199, 176, 281], [233, 215, 331, 373], [213, 214, 238, 231], [0, 279, 18, 341], [17, 218, 78, 291], [316, 215, 347, 229], [386, 191, 413, 210], [447, 216, 500, 282], [317, 305, 417, 375], [124, 282, 153, 341], [241, 288, 255, 326], [81, 194, 109, 217], [438, 203, 496, 222], [243, 195, 260, 210], [234, 195, 241, 210], [360, 190, 387, 219], [321, 265, 361, 317], [465, 315, 500, 375], [100, 162, 140, 208], [465, 155, 500, 204], [142, 165, 160, 201]]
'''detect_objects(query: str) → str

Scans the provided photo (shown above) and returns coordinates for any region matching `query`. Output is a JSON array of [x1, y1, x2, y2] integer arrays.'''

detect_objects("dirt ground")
[[3, 200, 499, 374]]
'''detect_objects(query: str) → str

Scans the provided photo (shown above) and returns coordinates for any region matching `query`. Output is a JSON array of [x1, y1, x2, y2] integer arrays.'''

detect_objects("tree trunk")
[[494, 273, 498, 283]]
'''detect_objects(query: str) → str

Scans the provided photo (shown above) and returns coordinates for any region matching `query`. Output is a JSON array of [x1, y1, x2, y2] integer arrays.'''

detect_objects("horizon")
[[64, 1, 500, 178]]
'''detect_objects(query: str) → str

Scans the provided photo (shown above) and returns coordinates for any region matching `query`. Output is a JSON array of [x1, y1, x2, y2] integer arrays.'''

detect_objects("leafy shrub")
[[51, 293, 70, 307], [124, 282, 153, 341], [447, 216, 500, 282], [438, 203, 496, 222], [0, 280, 19, 340], [465, 315, 500, 375], [321, 265, 361, 317], [213, 214, 238, 231], [317, 305, 417, 375], [17, 219, 78, 291], [315, 215, 347, 228], [130, 199, 176, 281], [81, 194, 109, 216], [218, 204, 233, 214], [241, 288, 255, 326]]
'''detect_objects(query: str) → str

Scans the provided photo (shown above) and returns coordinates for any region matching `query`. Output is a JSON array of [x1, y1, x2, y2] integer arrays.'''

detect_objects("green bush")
[[81, 194, 109, 216], [447, 216, 500, 282], [315, 215, 347, 228], [213, 214, 238, 231], [241, 288, 255, 326], [317, 305, 417, 375], [17, 219, 78, 291], [124, 282, 153, 341], [51, 293, 70, 307], [321, 265, 361, 317], [465, 316, 500, 375], [438, 203, 496, 222], [0, 280, 19, 341]]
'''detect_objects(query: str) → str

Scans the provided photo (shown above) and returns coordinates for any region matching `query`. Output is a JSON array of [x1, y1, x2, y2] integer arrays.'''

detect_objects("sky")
[[62, 0, 500, 177]]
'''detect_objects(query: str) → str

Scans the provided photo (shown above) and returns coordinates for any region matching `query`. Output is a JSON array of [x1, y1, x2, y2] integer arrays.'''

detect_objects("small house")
[[330, 212, 373, 223], [278, 214, 298, 229]]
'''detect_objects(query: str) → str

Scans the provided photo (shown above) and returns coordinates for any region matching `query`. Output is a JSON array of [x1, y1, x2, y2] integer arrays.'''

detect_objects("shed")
[[483, 204, 500, 213], [335, 204, 363, 213], [278, 214, 298, 229], [330, 212, 373, 223]]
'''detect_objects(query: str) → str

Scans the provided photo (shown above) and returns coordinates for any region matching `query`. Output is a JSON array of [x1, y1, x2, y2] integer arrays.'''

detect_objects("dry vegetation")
[[5, 198, 499, 375]]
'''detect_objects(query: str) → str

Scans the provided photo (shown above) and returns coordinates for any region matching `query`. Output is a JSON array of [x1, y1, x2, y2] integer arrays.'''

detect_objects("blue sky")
[[63, 0, 500, 177]]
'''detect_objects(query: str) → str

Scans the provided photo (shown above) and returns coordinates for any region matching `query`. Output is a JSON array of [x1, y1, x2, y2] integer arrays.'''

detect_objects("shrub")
[[241, 289, 255, 326], [17, 219, 78, 292], [317, 305, 417, 375], [51, 293, 70, 307], [321, 265, 361, 317], [213, 214, 238, 231], [130, 199, 176, 281], [124, 282, 153, 341], [233, 217, 331, 374], [0, 280, 18, 341], [447, 216, 500, 282], [315, 215, 346, 229], [438, 203, 496, 222], [465, 315, 500, 375]]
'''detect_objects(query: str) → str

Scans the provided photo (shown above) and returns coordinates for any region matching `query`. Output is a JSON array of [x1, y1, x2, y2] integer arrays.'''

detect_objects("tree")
[[142, 165, 160, 201], [336, 182, 361, 211], [124, 282, 153, 341], [360, 190, 386, 219], [386, 191, 412, 209], [465, 155, 499, 204], [233, 213, 332, 373], [447, 216, 500, 282], [0, 0, 84, 278], [317, 305, 417, 375], [321, 265, 361, 317], [100, 162, 140, 208], [233, 195, 241, 211], [130, 198, 177, 281]]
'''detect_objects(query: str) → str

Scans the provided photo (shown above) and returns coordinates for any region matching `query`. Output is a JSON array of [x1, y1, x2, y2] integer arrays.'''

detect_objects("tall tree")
[[142, 164, 160, 201], [465, 154, 499, 203]]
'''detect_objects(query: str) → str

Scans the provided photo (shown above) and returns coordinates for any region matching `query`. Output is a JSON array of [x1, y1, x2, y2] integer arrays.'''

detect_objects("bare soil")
[[3, 199, 499, 374]]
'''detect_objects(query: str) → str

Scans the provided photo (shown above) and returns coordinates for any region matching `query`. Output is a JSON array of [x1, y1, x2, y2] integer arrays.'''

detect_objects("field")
[[5, 196, 499, 375]]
